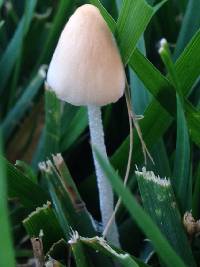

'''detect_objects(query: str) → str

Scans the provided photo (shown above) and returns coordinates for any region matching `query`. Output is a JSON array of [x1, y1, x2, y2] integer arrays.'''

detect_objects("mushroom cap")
[[47, 4, 125, 107]]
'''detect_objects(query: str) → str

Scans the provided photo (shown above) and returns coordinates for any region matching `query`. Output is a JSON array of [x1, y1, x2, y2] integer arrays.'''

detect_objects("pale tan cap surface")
[[47, 4, 125, 106]]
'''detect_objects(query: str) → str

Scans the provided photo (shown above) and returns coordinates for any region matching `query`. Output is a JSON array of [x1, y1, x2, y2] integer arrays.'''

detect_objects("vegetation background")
[[0, 0, 200, 266]]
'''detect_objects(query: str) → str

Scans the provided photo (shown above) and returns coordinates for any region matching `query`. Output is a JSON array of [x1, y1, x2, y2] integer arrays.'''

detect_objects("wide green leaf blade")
[[136, 168, 196, 267], [23, 202, 65, 253], [1, 157, 49, 209], [93, 146, 187, 267], [115, 0, 153, 64]]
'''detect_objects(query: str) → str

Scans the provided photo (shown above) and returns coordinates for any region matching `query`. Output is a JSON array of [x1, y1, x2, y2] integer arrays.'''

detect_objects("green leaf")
[[129, 48, 176, 116], [39, 156, 96, 238], [130, 37, 151, 115], [15, 160, 38, 184], [90, 0, 116, 32], [111, 100, 173, 174], [0, 0, 37, 92], [173, 98, 191, 212], [2, 68, 45, 141], [185, 101, 200, 147], [79, 235, 141, 267], [112, 29, 200, 173], [115, 0, 153, 64], [159, 39, 191, 213], [175, 29, 200, 95], [23, 202, 65, 253], [1, 156, 49, 209], [69, 233, 94, 267], [93, 146, 187, 267], [0, 134, 15, 267], [174, 0, 200, 59], [44, 88, 62, 157], [61, 106, 88, 151], [136, 168, 196, 267]]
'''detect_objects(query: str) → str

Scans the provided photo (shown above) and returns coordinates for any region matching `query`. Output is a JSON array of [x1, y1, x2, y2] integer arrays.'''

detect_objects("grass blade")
[[1, 156, 49, 209], [174, 0, 200, 59], [116, 0, 153, 64], [0, 134, 15, 267], [93, 146, 187, 267], [44, 88, 62, 158], [2, 67, 45, 141], [77, 234, 142, 267], [23, 202, 65, 253], [0, 0, 37, 92], [173, 98, 191, 212], [136, 168, 196, 267]]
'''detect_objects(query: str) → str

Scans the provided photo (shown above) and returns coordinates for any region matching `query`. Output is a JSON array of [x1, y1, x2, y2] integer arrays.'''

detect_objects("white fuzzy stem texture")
[[88, 105, 120, 246]]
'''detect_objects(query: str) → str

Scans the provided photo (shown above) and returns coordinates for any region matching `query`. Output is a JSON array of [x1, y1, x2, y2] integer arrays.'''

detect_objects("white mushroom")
[[47, 4, 125, 246]]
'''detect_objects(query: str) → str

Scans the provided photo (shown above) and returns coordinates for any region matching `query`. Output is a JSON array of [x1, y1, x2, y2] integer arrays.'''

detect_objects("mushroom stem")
[[88, 105, 120, 246]]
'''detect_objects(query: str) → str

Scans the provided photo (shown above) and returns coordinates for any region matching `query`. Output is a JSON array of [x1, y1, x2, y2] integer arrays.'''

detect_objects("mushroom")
[[47, 4, 125, 246]]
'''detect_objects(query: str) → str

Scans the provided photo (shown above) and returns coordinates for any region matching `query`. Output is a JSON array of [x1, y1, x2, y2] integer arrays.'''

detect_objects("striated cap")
[[47, 4, 125, 106]]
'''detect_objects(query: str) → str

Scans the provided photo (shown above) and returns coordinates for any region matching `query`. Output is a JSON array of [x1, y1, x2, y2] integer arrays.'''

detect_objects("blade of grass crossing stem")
[[174, 0, 200, 59], [115, 0, 153, 65], [0, 156, 49, 209], [0, 0, 37, 93], [0, 134, 15, 267], [23, 202, 65, 253], [1, 66, 45, 141], [129, 37, 171, 177], [93, 146, 187, 267], [91, 0, 200, 109], [136, 168, 196, 267], [111, 32, 200, 173], [44, 88, 62, 158], [111, 100, 173, 174]]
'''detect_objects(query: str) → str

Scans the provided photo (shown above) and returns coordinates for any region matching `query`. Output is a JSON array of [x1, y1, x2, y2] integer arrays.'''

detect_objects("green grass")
[[0, 0, 200, 266]]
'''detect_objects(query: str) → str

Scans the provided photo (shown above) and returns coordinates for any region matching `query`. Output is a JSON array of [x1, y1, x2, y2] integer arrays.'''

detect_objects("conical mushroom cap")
[[47, 4, 125, 106]]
